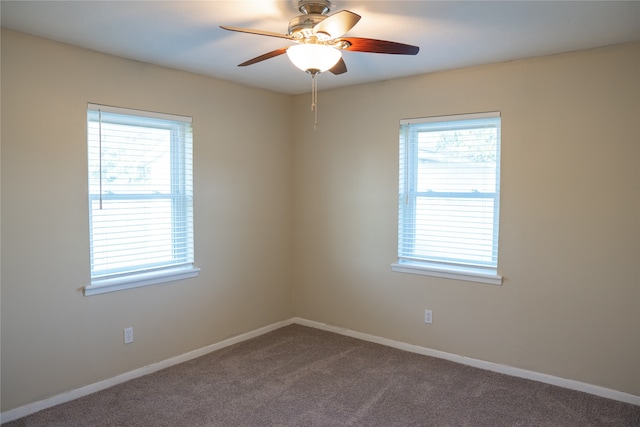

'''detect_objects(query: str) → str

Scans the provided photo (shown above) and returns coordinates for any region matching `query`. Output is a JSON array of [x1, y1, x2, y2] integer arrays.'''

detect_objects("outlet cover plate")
[[124, 327, 134, 344], [424, 310, 433, 324]]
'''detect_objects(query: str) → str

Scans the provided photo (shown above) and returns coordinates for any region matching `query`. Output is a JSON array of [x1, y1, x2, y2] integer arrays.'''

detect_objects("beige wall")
[[2, 28, 639, 413], [292, 43, 640, 396], [1, 30, 293, 411]]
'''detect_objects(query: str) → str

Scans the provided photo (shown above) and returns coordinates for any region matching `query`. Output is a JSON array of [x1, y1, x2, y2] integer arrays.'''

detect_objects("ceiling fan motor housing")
[[298, 0, 331, 15], [288, 14, 328, 40], [290, 0, 333, 39]]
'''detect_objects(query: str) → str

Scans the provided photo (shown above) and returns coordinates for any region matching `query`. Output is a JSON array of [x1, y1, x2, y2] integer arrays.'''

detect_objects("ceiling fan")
[[221, 0, 419, 74], [221, 0, 419, 127]]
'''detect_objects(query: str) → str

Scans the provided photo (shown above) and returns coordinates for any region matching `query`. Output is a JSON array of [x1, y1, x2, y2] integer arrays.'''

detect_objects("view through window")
[[396, 112, 501, 282], [86, 104, 197, 295]]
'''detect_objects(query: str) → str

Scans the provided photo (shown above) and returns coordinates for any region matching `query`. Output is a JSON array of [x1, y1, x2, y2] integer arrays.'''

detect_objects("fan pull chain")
[[311, 73, 318, 130]]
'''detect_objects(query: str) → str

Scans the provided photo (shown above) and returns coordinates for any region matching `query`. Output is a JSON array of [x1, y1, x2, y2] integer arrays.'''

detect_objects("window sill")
[[84, 266, 201, 296], [391, 262, 502, 285]]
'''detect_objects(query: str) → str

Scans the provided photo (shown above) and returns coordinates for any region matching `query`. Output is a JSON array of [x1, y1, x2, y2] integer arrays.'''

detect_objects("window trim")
[[84, 265, 201, 296], [394, 111, 502, 285], [391, 262, 502, 285], [84, 103, 198, 296]]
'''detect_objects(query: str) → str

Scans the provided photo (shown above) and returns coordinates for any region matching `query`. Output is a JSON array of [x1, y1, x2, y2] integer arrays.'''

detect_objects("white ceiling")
[[2, 1, 639, 95]]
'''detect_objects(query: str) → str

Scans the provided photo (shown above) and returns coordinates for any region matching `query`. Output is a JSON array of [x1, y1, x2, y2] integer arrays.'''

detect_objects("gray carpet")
[[4, 324, 640, 426]]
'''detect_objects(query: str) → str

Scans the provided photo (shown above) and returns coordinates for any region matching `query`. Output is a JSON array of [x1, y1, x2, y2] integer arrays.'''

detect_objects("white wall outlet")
[[424, 309, 433, 324], [124, 327, 134, 344]]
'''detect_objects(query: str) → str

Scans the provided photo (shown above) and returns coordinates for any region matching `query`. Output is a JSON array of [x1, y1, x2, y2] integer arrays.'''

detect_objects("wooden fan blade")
[[220, 25, 293, 41], [238, 48, 289, 67], [329, 58, 347, 75], [339, 37, 419, 55], [313, 10, 361, 39]]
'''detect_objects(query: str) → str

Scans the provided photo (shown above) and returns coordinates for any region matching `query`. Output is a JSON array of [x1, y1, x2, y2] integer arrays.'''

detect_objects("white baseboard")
[[292, 317, 640, 407], [0, 318, 294, 424], [3, 316, 638, 423]]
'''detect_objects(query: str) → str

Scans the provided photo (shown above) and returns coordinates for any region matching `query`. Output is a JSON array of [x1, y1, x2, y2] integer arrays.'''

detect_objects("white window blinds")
[[87, 104, 194, 284], [398, 112, 501, 273]]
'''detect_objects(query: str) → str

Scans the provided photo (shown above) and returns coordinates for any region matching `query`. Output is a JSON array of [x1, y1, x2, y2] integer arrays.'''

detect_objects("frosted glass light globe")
[[287, 44, 342, 73]]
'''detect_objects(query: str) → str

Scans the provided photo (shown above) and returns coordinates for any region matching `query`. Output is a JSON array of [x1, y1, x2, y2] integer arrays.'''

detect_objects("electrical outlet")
[[124, 327, 134, 344], [424, 309, 433, 324]]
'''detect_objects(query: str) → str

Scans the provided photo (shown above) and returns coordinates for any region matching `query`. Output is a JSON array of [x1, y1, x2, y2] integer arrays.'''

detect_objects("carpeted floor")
[[4, 324, 640, 426]]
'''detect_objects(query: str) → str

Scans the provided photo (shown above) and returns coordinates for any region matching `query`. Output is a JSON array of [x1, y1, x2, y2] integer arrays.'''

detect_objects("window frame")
[[84, 103, 199, 296], [392, 112, 503, 285]]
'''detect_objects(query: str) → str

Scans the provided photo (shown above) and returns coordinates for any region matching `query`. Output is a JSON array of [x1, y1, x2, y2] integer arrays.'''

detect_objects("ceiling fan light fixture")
[[221, 0, 418, 129], [286, 43, 342, 74]]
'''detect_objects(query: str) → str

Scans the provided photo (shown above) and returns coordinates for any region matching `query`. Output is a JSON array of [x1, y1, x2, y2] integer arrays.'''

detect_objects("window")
[[392, 112, 502, 285], [85, 104, 199, 296]]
